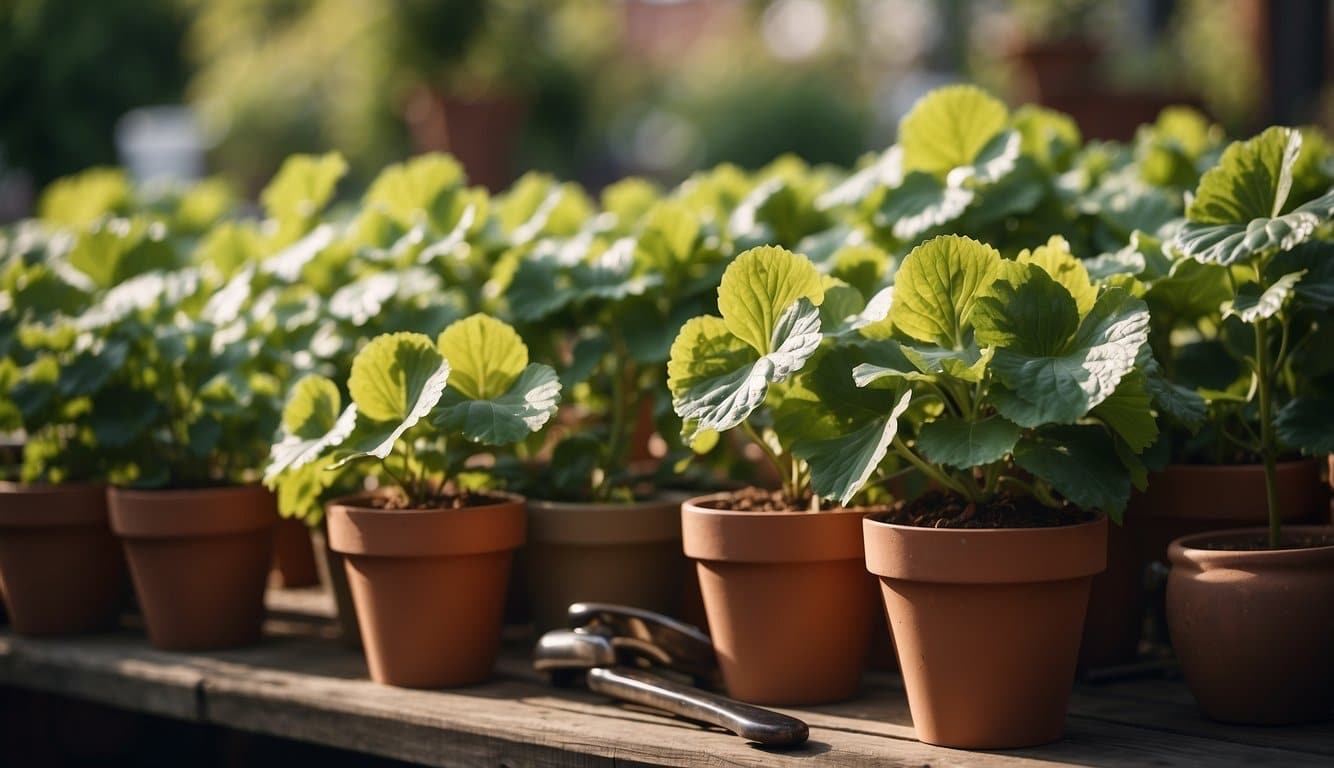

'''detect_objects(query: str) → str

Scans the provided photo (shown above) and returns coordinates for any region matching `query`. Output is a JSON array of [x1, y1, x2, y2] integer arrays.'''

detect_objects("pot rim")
[[0, 482, 108, 527], [1168, 525, 1334, 570], [108, 484, 276, 539], [1154, 458, 1322, 476], [863, 513, 1108, 584], [326, 490, 526, 557], [681, 492, 874, 563], [526, 496, 682, 545]]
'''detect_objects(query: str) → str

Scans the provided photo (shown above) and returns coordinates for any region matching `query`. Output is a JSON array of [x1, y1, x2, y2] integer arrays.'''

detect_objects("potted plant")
[[819, 234, 1152, 747], [266, 315, 560, 688], [1165, 126, 1334, 724], [667, 244, 896, 706], [500, 190, 730, 631]]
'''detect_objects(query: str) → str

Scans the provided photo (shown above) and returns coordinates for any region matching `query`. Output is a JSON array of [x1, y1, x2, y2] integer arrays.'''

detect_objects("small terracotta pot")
[[327, 493, 525, 688], [524, 497, 687, 632], [1080, 460, 1329, 668], [1167, 526, 1334, 725], [109, 485, 276, 650], [865, 515, 1107, 749], [269, 517, 319, 588], [0, 483, 127, 635], [681, 495, 875, 705]]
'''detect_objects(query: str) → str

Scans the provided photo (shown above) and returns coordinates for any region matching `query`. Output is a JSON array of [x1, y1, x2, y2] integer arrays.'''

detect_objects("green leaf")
[[363, 153, 465, 229], [667, 300, 822, 438], [900, 342, 991, 383], [916, 415, 1022, 470], [436, 314, 529, 400], [1014, 105, 1082, 171], [38, 168, 130, 227], [1016, 235, 1097, 316], [900, 85, 1009, 178], [1143, 257, 1234, 319], [889, 235, 1000, 349], [281, 376, 341, 438], [1176, 127, 1334, 265], [873, 172, 974, 241], [636, 201, 701, 271], [1275, 397, 1334, 455], [988, 288, 1151, 426], [346, 332, 450, 458], [434, 363, 561, 445], [266, 403, 358, 481], [1091, 371, 1159, 451], [1223, 270, 1305, 322], [973, 262, 1080, 357], [717, 245, 824, 355], [795, 388, 912, 506], [261, 153, 348, 223], [1014, 425, 1132, 520]]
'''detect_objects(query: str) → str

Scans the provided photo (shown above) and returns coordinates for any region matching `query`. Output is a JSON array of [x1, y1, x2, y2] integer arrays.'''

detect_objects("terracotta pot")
[[109, 485, 276, 650], [1167, 526, 1334, 725], [326, 493, 525, 688], [524, 497, 687, 632], [681, 495, 875, 705], [310, 524, 361, 648], [1080, 460, 1330, 668], [269, 517, 319, 588], [0, 483, 127, 635], [865, 515, 1107, 749], [404, 88, 526, 192]]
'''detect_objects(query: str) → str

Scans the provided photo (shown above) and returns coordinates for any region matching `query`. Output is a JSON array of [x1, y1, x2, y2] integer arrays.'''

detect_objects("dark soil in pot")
[[109, 485, 276, 651], [682, 489, 881, 706], [326, 492, 525, 688], [0, 483, 128, 635], [865, 493, 1106, 749], [1168, 526, 1334, 725]]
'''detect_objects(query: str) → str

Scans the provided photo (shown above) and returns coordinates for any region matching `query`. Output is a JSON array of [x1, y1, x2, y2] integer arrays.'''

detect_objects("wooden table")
[[1, 588, 1330, 767]]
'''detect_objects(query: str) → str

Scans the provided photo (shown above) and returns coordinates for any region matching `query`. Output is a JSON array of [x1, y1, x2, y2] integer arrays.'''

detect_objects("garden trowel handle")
[[586, 666, 810, 747]]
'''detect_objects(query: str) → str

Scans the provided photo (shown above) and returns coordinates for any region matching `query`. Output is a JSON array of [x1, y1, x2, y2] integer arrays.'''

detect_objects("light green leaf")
[[281, 376, 342, 438], [1091, 371, 1159, 451], [717, 245, 823, 355], [916, 415, 1022, 470], [1014, 425, 1132, 520], [434, 363, 561, 445], [1275, 397, 1334, 455], [900, 85, 1009, 178], [1014, 105, 1082, 171], [347, 331, 450, 434], [873, 172, 974, 241], [889, 234, 1000, 349], [900, 342, 991, 383], [364, 153, 465, 229], [988, 288, 1151, 426], [261, 153, 348, 223], [796, 389, 913, 506], [1176, 127, 1334, 265], [436, 314, 529, 400], [636, 200, 701, 271], [38, 168, 130, 227], [1223, 270, 1305, 322], [1017, 235, 1097, 316], [266, 403, 358, 480]]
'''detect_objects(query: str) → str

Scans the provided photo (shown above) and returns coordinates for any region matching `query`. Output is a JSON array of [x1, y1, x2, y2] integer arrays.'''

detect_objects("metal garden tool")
[[532, 603, 810, 747]]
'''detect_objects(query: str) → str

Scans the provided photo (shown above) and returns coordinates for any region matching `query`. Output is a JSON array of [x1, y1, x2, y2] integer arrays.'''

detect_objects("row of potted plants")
[[1, 84, 1331, 749]]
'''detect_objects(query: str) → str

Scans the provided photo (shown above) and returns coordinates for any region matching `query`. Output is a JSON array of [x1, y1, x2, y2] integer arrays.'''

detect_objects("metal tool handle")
[[567, 602, 718, 685], [586, 666, 809, 747]]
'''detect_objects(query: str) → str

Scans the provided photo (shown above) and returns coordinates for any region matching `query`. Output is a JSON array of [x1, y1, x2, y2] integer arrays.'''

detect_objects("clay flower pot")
[[681, 494, 875, 705], [0, 483, 127, 635], [109, 485, 276, 650], [865, 515, 1107, 748], [1080, 459, 1329, 669], [326, 493, 525, 688], [524, 497, 687, 632], [1167, 526, 1334, 725], [269, 517, 319, 589], [310, 524, 361, 648]]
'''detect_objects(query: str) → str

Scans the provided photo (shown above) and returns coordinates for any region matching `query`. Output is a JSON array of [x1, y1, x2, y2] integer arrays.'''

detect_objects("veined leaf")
[[889, 235, 1000, 349], [717, 246, 824, 355], [1222, 270, 1305, 322], [436, 314, 529, 400], [1275, 397, 1334, 455], [261, 153, 347, 224], [916, 415, 1022, 470], [973, 263, 1080, 357], [1014, 425, 1132, 520], [434, 363, 561, 445], [1017, 235, 1097, 316], [873, 172, 974, 241], [266, 403, 358, 480], [347, 332, 450, 427], [1091, 371, 1159, 451], [900, 85, 1009, 178], [796, 388, 912, 506], [281, 376, 342, 438]]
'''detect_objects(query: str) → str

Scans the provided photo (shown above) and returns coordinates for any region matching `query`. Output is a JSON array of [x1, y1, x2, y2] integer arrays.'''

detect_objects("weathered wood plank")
[[1, 591, 1331, 768]]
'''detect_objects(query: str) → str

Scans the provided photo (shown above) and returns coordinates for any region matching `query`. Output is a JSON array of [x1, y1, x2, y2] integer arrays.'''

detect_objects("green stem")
[[890, 436, 973, 500], [605, 339, 630, 491], [1254, 314, 1282, 548], [742, 421, 787, 495]]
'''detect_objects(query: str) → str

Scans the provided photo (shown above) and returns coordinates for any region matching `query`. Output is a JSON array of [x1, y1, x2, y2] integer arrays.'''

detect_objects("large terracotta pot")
[[109, 485, 276, 650], [865, 514, 1107, 749], [269, 517, 319, 588], [0, 483, 127, 635], [1167, 526, 1334, 725], [524, 497, 686, 632], [1080, 460, 1329, 668], [326, 493, 525, 688], [681, 495, 875, 705]]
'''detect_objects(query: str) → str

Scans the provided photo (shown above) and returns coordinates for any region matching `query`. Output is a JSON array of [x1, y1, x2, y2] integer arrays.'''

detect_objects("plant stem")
[[1253, 314, 1283, 548], [890, 436, 972, 500], [742, 421, 787, 495]]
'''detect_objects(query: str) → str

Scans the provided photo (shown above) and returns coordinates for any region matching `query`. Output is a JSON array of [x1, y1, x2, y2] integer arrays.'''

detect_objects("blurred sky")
[[1, 0, 1327, 217]]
